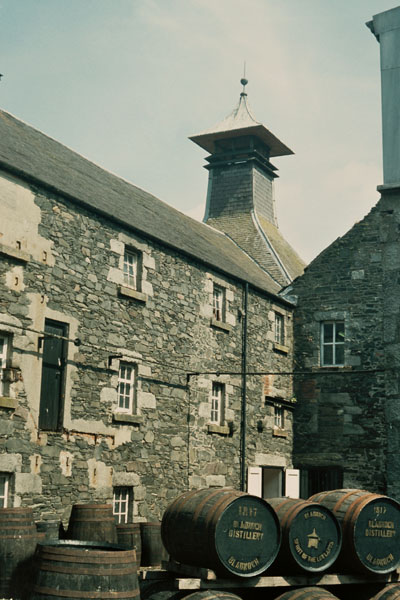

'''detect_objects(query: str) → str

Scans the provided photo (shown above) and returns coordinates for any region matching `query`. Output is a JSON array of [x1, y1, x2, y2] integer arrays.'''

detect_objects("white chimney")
[[368, 7, 400, 187]]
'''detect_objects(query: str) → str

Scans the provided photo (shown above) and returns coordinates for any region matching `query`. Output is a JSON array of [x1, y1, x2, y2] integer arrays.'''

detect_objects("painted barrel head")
[[287, 504, 341, 572], [214, 495, 281, 577], [352, 496, 400, 573]]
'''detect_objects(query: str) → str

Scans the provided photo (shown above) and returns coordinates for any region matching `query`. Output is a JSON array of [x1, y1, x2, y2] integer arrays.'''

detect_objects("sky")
[[0, 0, 398, 264]]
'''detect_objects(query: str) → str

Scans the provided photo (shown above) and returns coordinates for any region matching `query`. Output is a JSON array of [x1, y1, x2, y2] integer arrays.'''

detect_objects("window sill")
[[273, 427, 288, 438], [0, 243, 31, 263], [207, 423, 230, 435], [273, 343, 289, 354], [113, 412, 143, 425], [118, 285, 147, 303], [0, 396, 18, 409], [210, 318, 232, 333]]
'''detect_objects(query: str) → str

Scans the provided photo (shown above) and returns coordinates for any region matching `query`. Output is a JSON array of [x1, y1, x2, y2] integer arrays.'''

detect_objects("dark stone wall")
[[290, 197, 399, 496]]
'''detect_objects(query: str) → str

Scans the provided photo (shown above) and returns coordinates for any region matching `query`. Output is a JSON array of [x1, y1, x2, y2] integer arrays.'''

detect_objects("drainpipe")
[[367, 7, 400, 187], [240, 282, 248, 491]]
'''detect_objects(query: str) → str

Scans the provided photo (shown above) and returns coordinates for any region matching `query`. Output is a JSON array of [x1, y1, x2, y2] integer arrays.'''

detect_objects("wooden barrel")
[[267, 497, 342, 573], [370, 585, 400, 599], [141, 585, 243, 600], [141, 522, 168, 566], [116, 523, 142, 566], [275, 587, 340, 600], [30, 540, 139, 600], [0, 507, 38, 599], [309, 489, 400, 574], [35, 520, 61, 542], [67, 503, 118, 543], [161, 487, 281, 577]]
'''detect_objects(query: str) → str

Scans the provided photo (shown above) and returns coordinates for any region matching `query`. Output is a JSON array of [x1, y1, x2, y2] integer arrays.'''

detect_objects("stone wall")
[[0, 168, 294, 523], [290, 196, 397, 496]]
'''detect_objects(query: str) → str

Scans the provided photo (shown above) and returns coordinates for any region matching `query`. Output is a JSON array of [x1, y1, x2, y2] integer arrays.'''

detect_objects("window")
[[0, 474, 10, 508], [274, 313, 284, 345], [300, 466, 343, 499], [321, 321, 344, 366], [118, 363, 136, 413], [212, 284, 225, 322], [211, 382, 225, 424], [123, 249, 139, 290], [39, 320, 68, 431], [113, 486, 133, 524], [274, 405, 284, 429], [0, 334, 9, 396]]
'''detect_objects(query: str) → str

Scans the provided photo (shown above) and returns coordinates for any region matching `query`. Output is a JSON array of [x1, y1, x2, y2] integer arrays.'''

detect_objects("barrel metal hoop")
[[342, 493, 379, 530], [0, 532, 37, 539], [36, 562, 137, 575], [33, 585, 140, 599], [38, 547, 136, 563], [161, 488, 203, 554], [280, 500, 310, 530], [332, 490, 365, 515]]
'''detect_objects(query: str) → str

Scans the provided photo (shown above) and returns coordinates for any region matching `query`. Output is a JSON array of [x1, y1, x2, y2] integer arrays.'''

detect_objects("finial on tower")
[[241, 61, 248, 96]]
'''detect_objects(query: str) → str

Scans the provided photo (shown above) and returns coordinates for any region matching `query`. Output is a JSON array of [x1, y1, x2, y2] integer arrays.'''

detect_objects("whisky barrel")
[[161, 487, 281, 577], [30, 540, 139, 600], [0, 507, 38, 599], [275, 587, 340, 600], [116, 523, 141, 566], [370, 584, 400, 599], [35, 520, 61, 542], [67, 503, 118, 543], [267, 497, 342, 573], [141, 587, 243, 600], [141, 522, 168, 566], [309, 489, 400, 574]]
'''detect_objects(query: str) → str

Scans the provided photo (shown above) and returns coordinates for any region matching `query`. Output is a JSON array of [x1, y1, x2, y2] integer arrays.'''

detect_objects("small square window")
[[0, 474, 10, 508], [321, 321, 344, 366], [274, 313, 284, 345], [117, 363, 136, 414], [211, 382, 225, 425], [123, 249, 140, 290], [113, 486, 133, 524], [213, 285, 225, 322]]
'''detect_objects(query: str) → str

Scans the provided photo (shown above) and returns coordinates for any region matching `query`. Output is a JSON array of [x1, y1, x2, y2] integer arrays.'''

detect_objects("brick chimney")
[[368, 7, 400, 188]]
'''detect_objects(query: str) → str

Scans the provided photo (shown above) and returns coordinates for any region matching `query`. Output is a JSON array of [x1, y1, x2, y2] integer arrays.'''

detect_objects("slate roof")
[[190, 92, 293, 157], [0, 109, 286, 299]]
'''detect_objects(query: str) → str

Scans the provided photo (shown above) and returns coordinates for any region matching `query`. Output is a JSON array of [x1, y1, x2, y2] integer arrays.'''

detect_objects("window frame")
[[320, 321, 345, 366], [274, 404, 284, 429], [113, 486, 133, 524], [123, 248, 141, 291], [117, 362, 137, 414], [212, 284, 225, 323], [211, 382, 225, 425], [0, 473, 10, 508], [0, 334, 9, 397], [274, 312, 285, 345]]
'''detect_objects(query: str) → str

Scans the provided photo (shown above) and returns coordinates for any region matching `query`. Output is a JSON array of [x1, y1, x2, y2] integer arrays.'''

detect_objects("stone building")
[[290, 6, 400, 500], [0, 83, 303, 523]]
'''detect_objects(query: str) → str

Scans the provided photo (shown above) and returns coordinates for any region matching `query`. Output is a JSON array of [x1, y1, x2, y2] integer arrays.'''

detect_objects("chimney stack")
[[368, 7, 400, 188]]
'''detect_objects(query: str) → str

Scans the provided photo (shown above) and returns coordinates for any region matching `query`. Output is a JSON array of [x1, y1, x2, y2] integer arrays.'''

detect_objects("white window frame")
[[117, 362, 136, 413], [321, 321, 345, 366], [274, 404, 284, 429], [0, 473, 10, 508], [211, 382, 224, 424], [123, 248, 139, 290], [274, 313, 284, 345], [113, 486, 132, 524], [0, 334, 9, 397], [212, 284, 225, 322]]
